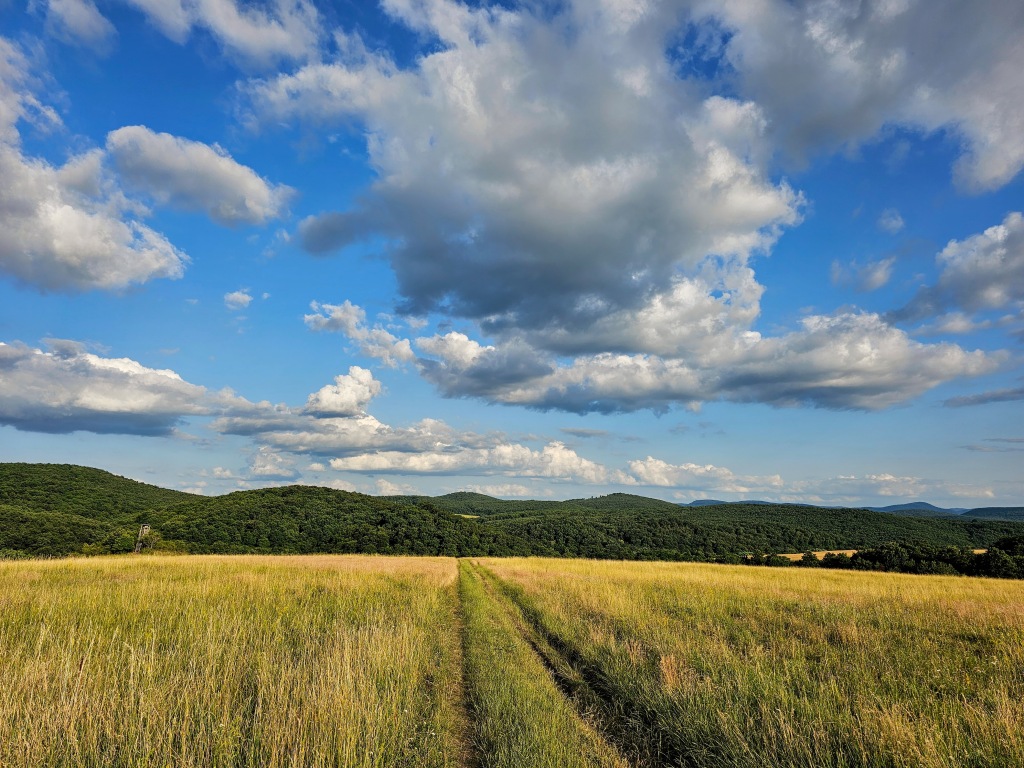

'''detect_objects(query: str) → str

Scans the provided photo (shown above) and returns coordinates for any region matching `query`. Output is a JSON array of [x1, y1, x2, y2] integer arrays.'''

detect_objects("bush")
[[821, 552, 854, 569], [796, 551, 820, 567]]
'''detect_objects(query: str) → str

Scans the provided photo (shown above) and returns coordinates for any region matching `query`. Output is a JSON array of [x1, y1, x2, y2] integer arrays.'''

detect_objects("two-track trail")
[[455, 558, 634, 768]]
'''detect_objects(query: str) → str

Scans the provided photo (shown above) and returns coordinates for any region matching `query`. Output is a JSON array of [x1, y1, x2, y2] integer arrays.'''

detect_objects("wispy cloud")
[[945, 384, 1024, 408]]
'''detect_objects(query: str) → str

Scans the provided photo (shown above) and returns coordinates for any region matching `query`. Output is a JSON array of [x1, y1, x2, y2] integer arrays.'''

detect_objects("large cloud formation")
[[254, 0, 1013, 413], [255, 1, 801, 335], [0, 337, 619, 485], [0, 338, 1009, 501], [311, 304, 996, 413]]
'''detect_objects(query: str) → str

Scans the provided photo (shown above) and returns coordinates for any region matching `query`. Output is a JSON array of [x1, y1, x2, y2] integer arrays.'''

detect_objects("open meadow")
[[1, 555, 1022, 767], [0, 556, 468, 768]]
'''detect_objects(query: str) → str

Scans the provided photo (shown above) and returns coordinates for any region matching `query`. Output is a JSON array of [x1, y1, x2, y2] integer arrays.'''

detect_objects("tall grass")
[[0, 555, 468, 768], [458, 561, 625, 768], [481, 558, 1024, 768]]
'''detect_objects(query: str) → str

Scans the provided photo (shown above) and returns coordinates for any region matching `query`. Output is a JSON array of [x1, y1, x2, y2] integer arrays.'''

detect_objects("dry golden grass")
[[481, 557, 1024, 768], [7, 553, 1022, 767], [0, 555, 467, 768]]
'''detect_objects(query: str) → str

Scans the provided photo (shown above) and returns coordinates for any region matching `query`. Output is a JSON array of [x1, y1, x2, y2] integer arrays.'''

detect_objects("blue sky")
[[1, 0, 1022, 506]]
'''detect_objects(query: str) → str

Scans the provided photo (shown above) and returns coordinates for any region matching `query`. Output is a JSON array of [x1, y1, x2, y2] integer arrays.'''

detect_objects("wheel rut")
[[472, 561, 714, 768], [465, 560, 649, 768]]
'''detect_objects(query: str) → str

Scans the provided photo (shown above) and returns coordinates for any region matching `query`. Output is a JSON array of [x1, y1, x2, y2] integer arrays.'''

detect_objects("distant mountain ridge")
[[2, 462, 1023, 559], [682, 499, 1002, 518]]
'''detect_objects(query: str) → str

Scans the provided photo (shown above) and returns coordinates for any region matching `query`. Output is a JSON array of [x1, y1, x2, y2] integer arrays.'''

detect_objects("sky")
[[1, 0, 1023, 507]]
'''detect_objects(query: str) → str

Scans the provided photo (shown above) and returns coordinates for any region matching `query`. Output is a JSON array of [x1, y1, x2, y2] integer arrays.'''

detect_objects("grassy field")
[[2, 554, 1022, 767], [481, 558, 1024, 767], [0, 555, 468, 768]]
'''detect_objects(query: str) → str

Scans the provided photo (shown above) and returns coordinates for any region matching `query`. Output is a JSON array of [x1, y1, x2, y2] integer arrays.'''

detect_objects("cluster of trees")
[[148, 487, 538, 557], [3, 464, 1024, 574], [478, 499, 1024, 562], [741, 538, 1024, 579]]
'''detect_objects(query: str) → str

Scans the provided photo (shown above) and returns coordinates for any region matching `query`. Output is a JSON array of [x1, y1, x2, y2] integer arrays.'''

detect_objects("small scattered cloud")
[[330, 441, 616, 485], [629, 456, 784, 494], [961, 444, 1024, 453], [224, 289, 253, 310], [305, 300, 415, 367], [248, 445, 299, 480], [795, 474, 995, 503], [877, 208, 905, 234], [831, 256, 895, 292], [464, 483, 536, 498], [375, 478, 417, 496], [560, 428, 609, 439]]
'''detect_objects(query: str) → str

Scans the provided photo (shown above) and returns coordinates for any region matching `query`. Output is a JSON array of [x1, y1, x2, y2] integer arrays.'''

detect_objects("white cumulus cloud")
[[894, 211, 1024, 322], [0, 39, 187, 292], [330, 441, 613, 484], [414, 312, 996, 413], [122, 0, 321, 64], [304, 366, 381, 417], [877, 208, 905, 234], [224, 289, 253, 310], [248, 445, 299, 480], [107, 126, 292, 226], [831, 257, 895, 293], [629, 456, 784, 494], [252, 0, 801, 334], [0, 340, 251, 435], [699, 0, 1024, 191], [305, 300, 415, 366]]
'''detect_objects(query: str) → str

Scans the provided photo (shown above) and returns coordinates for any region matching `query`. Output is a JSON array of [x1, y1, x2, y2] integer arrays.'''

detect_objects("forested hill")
[[0, 463, 194, 518], [480, 502, 1023, 561], [2, 463, 1024, 560]]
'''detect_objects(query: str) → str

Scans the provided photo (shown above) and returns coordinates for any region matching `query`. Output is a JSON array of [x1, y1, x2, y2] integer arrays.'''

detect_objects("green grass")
[[459, 560, 625, 768]]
